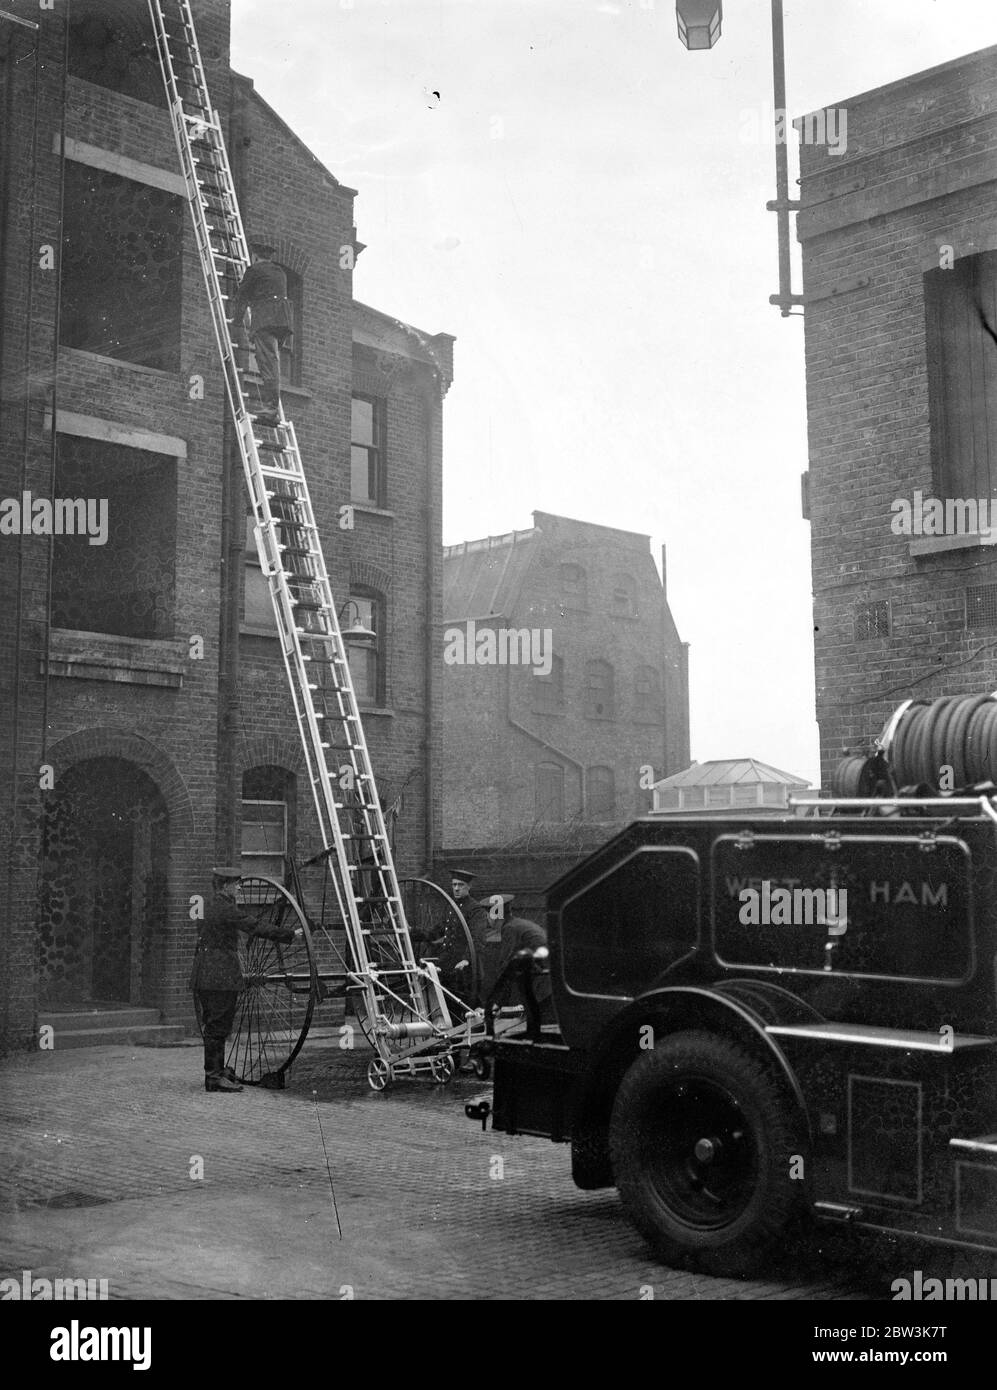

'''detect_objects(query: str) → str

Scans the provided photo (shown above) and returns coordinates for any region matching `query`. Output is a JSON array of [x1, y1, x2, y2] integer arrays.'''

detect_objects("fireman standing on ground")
[[190, 868, 302, 1092]]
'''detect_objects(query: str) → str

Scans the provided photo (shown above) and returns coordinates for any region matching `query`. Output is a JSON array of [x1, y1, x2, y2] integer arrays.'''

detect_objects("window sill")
[[59, 347, 177, 379], [357, 705, 394, 718], [910, 534, 997, 557], [41, 628, 187, 688], [350, 502, 395, 519], [240, 625, 279, 640], [243, 372, 312, 402]]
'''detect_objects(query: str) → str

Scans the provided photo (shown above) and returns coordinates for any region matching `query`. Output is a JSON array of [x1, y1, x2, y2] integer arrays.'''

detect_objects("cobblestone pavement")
[[0, 1038, 914, 1300]]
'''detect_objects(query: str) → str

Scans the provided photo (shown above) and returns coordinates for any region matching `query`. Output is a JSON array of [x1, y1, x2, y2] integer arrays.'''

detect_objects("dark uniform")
[[229, 256, 295, 419], [190, 882, 295, 1089], [449, 869, 490, 1005], [487, 913, 555, 1024]]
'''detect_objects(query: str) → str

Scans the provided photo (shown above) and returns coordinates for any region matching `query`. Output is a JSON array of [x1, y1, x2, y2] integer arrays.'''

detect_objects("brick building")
[[441, 511, 689, 849], [0, 0, 452, 1048], [798, 45, 997, 785]]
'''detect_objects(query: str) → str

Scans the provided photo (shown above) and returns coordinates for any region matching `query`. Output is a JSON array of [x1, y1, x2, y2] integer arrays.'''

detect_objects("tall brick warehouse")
[[441, 511, 689, 849], [798, 45, 997, 786], [0, 0, 452, 1047]]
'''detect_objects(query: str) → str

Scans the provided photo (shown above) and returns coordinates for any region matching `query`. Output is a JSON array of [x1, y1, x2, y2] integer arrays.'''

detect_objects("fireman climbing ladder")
[[147, 0, 472, 1086]]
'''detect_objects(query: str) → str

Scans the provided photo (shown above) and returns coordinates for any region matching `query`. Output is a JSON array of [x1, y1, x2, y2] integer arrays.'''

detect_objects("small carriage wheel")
[[226, 875, 319, 1087], [431, 1053, 456, 1085], [471, 1052, 492, 1081], [367, 1057, 391, 1091]]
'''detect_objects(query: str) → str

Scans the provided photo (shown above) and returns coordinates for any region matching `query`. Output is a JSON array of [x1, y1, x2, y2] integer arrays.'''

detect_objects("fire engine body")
[[478, 789, 997, 1272]]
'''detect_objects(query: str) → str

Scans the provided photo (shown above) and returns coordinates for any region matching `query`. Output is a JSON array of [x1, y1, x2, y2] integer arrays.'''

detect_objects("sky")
[[231, 0, 997, 789]]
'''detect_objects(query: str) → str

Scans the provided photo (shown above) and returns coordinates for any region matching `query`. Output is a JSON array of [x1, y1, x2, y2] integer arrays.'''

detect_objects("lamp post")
[[676, 0, 803, 316]]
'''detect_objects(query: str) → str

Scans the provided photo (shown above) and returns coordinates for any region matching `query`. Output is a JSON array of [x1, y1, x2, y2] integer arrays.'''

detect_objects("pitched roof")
[[442, 529, 540, 621], [653, 759, 810, 790]]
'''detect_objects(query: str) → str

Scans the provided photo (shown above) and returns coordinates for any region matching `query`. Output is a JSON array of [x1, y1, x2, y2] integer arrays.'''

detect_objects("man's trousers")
[[197, 989, 238, 1075], [252, 329, 282, 412]]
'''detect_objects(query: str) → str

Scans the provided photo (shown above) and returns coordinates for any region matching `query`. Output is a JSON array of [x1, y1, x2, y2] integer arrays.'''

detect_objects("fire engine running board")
[[766, 1022, 997, 1051]]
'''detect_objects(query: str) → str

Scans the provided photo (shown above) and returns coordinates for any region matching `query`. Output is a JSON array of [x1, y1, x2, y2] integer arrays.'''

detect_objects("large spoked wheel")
[[400, 878, 478, 1025], [609, 1031, 807, 1277], [226, 875, 319, 1087]]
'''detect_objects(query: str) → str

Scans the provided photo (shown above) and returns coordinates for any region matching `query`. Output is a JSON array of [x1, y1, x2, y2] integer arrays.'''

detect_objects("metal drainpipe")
[[216, 78, 245, 864], [423, 378, 437, 873]]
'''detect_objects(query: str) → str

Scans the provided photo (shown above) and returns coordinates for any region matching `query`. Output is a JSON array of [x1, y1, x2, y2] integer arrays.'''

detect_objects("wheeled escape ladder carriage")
[[148, 0, 480, 1089]]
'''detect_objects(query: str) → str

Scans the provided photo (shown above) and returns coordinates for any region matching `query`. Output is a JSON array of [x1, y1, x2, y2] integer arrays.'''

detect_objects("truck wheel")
[[609, 1031, 806, 1276]]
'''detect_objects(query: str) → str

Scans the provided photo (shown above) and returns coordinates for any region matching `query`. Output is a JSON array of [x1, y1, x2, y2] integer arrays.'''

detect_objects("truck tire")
[[609, 1031, 806, 1276]]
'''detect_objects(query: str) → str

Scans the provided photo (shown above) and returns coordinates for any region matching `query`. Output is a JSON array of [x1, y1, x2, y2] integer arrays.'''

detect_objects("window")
[[351, 395, 386, 505], [532, 654, 564, 713], [61, 164, 183, 371], [924, 251, 997, 500], [560, 562, 587, 609], [635, 665, 661, 721], [241, 767, 295, 879], [347, 588, 385, 705], [243, 517, 277, 635], [586, 765, 616, 820], [69, 0, 166, 107], [51, 435, 176, 639], [584, 659, 614, 719], [536, 763, 565, 822], [279, 266, 303, 388], [610, 572, 637, 617]]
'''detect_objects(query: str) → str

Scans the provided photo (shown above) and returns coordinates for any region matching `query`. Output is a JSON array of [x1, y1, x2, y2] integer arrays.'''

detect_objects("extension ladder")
[[147, 0, 467, 1085]]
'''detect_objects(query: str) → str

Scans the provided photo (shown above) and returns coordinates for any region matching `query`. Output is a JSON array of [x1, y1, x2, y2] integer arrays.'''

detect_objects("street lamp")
[[675, 0, 722, 51], [338, 599, 376, 645], [676, 0, 803, 315]]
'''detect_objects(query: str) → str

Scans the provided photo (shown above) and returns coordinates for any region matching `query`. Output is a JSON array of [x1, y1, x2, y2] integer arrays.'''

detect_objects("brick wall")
[[0, 0, 447, 1047], [441, 512, 690, 847], [797, 46, 997, 787]]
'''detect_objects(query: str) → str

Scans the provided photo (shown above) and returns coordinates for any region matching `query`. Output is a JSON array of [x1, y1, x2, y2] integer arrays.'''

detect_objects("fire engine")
[[468, 693, 997, 1274]]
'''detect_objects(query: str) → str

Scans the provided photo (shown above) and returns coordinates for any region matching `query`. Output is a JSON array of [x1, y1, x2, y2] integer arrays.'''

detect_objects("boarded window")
[[610, 571, 637, 617], [61, 164, 183, 371], [586, 765, 616, 819], [584, 659, 614, 719], [51, 434, 176, 639], [560, 562, 587, 609], [532, 653, 564, 713], [635, 664, 661, 721], [924, 251, 997, 500], [536, 763, 565, 822]]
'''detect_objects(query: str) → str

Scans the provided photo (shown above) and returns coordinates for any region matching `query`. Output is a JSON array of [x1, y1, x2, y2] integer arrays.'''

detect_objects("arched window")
[[532, 653, 564, 714], [536, 763, 565, 822], [586, 765, 616, 820], [584, 659, 615, 719], [610, 572, 637, 617], [347, 586, 386, 706], [560, 562, 587, 609], [241, 766, 296, 879]]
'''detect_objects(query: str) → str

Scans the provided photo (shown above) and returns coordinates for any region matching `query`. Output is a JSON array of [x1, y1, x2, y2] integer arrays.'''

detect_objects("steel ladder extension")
[[147, 0, 463, 1085]]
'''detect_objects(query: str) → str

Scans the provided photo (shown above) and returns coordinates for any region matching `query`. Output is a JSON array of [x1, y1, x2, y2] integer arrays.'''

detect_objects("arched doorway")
[[37, 758, 169, 1007]]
